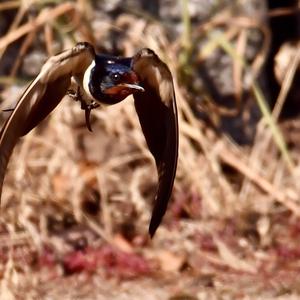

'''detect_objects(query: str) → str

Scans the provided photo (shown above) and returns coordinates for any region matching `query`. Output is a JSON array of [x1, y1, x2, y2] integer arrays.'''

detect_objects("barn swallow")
[[0, 42, 178, 237]]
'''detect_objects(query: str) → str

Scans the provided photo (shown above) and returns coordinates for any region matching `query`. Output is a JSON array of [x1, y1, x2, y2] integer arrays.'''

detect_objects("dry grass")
[[0, 0, 300, 299]]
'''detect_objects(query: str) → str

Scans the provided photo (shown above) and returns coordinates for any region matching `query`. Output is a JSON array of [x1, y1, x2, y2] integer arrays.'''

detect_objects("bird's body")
[[0, 42, 178, 237]]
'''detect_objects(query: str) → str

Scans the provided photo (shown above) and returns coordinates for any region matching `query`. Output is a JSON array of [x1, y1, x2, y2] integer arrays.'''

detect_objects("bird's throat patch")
[[104, 85, 131, 97]]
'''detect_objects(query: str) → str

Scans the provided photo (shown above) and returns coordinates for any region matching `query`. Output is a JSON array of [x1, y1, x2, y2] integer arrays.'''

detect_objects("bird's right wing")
[[0, 42, 95, 202]]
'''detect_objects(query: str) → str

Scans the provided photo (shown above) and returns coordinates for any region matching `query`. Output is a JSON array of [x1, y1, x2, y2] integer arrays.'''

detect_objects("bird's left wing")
[[132, 49, 178, 237], [0, 42, 95, 202]]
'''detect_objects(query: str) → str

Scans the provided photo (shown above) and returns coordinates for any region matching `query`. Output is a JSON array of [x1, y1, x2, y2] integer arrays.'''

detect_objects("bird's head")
[[86, 56, 144, 105]]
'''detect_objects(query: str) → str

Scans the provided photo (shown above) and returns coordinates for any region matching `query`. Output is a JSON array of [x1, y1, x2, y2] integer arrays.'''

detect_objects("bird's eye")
[[111, 73, 121, 81]]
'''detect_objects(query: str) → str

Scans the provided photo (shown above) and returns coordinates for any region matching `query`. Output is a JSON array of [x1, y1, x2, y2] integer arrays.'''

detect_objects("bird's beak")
[[118, 83, 145, 92], [103, 82, 145, 97]]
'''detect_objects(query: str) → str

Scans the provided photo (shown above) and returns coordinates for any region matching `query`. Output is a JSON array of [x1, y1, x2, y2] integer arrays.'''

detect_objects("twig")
[[10, 24, 37, 78], [219, 146, 300, 215], [44, 22, 54, 56], [0, 1, 20, 11], [272, 42, 300, 120], [0, 3, 26, 60], [268, 7, 300, 17]]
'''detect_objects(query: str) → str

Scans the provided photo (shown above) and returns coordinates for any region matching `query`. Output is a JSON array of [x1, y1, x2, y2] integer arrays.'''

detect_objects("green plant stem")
[[210, 32, 294, 172]]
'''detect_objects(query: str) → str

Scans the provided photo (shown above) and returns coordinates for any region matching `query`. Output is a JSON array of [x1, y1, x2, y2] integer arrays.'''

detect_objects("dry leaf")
[[155, 250, 186, 272], [113, 233, 134, 253], [214, 238, 256, 273]]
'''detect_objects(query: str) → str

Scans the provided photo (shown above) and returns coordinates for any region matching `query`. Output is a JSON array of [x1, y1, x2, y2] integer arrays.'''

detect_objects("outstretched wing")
[[132, 49, 178, 237], [0, 42, 95, 202]]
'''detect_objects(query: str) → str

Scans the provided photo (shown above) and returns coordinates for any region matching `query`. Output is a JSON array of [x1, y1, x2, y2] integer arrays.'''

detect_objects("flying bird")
[[0, 42, 178, 237]]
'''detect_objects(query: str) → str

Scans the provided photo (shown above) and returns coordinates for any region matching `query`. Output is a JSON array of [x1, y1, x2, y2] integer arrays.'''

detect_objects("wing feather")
[[0, 42, 95, 202], [132, 49, 178, 237]]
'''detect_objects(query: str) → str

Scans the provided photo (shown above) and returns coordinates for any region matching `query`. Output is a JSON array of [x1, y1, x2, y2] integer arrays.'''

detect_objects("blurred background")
[[0, 0, 300, 299]]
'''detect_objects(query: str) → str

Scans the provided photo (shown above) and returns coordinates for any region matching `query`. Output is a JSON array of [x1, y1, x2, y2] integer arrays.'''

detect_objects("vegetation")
[[0, 0, 300, 299]]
